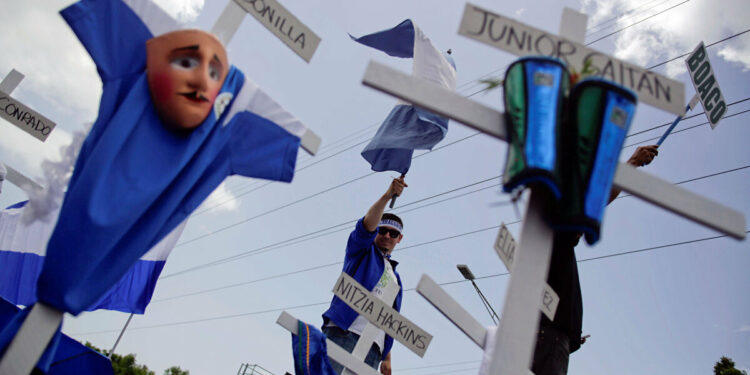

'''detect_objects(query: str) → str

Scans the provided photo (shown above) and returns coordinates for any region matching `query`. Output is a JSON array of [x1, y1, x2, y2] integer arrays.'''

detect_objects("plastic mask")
[[146, 29, 229, 131]]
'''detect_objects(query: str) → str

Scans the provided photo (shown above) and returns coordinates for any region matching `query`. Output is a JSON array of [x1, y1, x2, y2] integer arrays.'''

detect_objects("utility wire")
[[156, 161, 750, 301], [585, 0, 691, 45], [647, 28, 750, 70], [625, 109, 750, 148], [72, 231, 748, 336]]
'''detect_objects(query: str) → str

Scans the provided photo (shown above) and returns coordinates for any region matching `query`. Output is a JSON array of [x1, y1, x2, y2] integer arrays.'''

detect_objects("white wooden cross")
[[0, 69, 57, 143], [277, 272, 433, 374], [0, 70, 46, 193], [359, 5, 746, 375]]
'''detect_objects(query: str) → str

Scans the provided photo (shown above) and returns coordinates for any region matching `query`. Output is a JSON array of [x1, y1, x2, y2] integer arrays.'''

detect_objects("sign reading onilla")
[[494, 224, 559, 320], [458, 3, 686, 116], [685, 42, 726, 128], [332, 272, 433, 357], [233, 0, 321, 62], [0, 90, 56, 142]]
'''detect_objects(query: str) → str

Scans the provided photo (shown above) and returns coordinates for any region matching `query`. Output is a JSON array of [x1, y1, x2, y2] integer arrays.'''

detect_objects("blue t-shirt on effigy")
[[37, 0, 301, 315]]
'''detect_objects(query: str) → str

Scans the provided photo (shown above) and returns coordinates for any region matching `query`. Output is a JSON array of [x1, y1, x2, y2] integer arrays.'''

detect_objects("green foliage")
[[164, 366, 189, 375], [479, 77, 503, 93], [714, 356, 748, 375], [85, 342, 189, 375]]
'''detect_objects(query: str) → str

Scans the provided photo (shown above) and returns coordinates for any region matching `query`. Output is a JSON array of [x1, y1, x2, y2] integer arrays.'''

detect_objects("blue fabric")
[[322, 218, 402, 358], [361, 105, 448, 174], [0, 250, 44, 306], [349, 19, 415, 58], [524, 60, 564, 182], [584, 90, 634, 237], [0, 298, 111, 375], [34, 0, 300, 315], [292, 321, 337, 375], [322, 325, 382, 373]]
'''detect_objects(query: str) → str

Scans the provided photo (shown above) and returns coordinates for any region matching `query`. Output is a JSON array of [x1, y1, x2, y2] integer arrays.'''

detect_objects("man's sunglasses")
[[378, 227, 401, 238]]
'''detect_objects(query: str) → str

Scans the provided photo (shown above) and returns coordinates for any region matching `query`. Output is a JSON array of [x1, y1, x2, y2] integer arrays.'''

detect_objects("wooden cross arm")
[[2, 163, 44, 192], [276, 311, 381, 375], [416, 274, 487, 348], [361, 61, 746, 240], [614, 164, 745, 239]]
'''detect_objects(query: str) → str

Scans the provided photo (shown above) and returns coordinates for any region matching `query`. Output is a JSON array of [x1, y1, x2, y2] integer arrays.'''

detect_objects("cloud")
[[515, 8, 527, 17], [197, 181, 240, 214], [738, 324, 750, 333], [580, 0, 750, 77], [153, 0, 205, 23]]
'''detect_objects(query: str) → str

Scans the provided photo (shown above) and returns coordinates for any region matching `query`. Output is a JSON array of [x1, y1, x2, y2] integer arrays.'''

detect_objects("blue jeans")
[[531, 325, 571, 375], [322, 325, 382, 374]]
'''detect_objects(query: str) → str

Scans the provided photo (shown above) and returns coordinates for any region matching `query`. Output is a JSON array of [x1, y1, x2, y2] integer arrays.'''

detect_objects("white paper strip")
[[332, 272, 432, 357]]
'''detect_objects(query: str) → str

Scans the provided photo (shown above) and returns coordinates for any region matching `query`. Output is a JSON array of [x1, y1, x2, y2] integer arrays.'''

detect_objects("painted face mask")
[[146, 29, 229, 130]]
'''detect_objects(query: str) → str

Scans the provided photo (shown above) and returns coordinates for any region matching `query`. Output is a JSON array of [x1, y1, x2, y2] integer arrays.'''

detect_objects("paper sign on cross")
[[360, 5, 745, 375], [0, 70, 46, 193], [495, 223, 559, 320], [212, 0, 321, 63], [0, 69, 57, 142]]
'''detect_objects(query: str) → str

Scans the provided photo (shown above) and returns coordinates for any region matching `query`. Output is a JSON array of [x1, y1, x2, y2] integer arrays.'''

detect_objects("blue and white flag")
[[352, 20, 457, 174], [0, 201, 184, 314]]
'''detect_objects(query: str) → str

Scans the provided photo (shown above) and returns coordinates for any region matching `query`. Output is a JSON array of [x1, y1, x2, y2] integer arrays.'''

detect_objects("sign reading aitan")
[[458, 3, 686, 116], [685, 42, 726, 128], [494, 224, 559, 320], [233, 0, 321, 62], [332, 272, 433, 357], [0, 90, 56, 142]]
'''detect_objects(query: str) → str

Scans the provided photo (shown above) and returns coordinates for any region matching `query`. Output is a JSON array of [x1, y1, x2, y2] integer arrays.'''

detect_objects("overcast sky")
[[1, 0, 749, 374]]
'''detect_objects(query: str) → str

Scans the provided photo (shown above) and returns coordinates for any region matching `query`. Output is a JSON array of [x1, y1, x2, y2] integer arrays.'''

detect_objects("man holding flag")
[[322, 177, 407, 375]]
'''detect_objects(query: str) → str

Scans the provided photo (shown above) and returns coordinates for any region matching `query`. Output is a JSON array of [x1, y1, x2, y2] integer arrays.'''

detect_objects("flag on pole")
[[0, 201, 185, 314], [352, 20, 457, 174]]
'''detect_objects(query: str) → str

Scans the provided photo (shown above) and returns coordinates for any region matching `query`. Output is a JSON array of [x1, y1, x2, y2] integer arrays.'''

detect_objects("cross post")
[[359, 5, 745, 375]]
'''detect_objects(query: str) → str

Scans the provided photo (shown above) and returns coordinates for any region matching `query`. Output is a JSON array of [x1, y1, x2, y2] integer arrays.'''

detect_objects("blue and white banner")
[[352, 20, 457, 174], [0, 201, 184, 314]]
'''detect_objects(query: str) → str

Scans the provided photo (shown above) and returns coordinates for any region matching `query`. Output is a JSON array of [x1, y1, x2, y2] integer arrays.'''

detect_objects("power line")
[[585, 0, 691, 45], [155, 160, 750, 302], [72, 231, 748, 336], [626, 97, 750, 138], [162, 176, 500, 278], [647, 28, 750, 70], [625, 109, 750, 148], [584, 0, 674, 35]]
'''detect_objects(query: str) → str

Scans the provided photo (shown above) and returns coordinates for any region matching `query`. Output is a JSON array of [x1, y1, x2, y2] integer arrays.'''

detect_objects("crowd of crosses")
[[0, 1, 745, 375], [361, 4, 744, 375]]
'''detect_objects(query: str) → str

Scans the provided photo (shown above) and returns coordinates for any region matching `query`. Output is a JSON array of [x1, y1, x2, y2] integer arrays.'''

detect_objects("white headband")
[[379, 219, 402, 233]]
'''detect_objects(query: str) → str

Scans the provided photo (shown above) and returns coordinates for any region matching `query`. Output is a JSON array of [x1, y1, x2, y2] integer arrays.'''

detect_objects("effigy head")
[[146, 29, 229, 131]]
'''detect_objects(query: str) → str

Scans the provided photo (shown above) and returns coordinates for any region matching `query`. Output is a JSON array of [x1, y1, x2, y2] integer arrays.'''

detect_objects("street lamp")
[[457, 264, 500, 325]]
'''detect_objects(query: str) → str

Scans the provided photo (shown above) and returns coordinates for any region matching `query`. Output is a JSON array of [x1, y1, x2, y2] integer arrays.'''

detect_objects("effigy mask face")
[[146, 29, 229, 131]]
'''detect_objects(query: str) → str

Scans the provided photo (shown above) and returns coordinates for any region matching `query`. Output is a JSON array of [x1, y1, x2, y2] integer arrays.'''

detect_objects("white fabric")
[[123, 0, 178, 37], [223, 77, 308, 139], [395, 23, 456, 106], [478, 325, 498, 375], [0, 202, 185, 261]]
